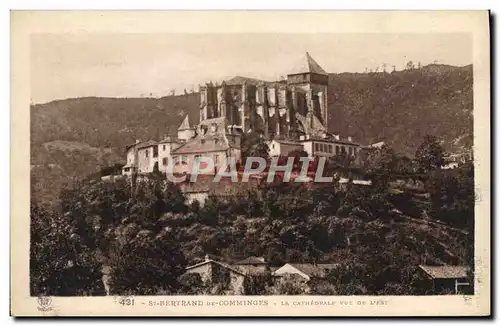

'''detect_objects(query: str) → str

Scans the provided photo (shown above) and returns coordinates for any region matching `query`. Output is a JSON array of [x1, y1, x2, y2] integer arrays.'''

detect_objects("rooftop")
[[235, 256, 267, 265], [185, 259, 247, 277], [275, 263, 340, 279], [135, 140, 159, 150], [177, 115, 191, 130], [289, 52, 328, 76], [419, 265, 470, 279], [225, 76, 270, 86]]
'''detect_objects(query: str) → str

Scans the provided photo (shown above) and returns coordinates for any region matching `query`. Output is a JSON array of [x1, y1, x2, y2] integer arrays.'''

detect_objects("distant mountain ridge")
[[31, 64, 473, 205]]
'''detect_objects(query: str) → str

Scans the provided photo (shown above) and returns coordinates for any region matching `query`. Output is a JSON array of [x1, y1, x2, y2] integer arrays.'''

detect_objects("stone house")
[[273, 263, 339, 282], [267, 139, 304, 157], [418, 265, 472, 294], [180, 174, 261, 206], [170, 117, 241, 175], [183, 255, 247, 295], [234, 256, 270, 275]]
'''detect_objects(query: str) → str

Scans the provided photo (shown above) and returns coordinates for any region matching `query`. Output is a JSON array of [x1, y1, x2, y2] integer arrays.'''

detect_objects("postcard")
[[11, 10, 490, 316]]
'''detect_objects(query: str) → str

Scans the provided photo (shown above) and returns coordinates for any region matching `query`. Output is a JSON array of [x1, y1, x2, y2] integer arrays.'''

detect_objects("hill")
[[31, 93, 200, 205], [327, 64, 473, 155], [30, 64, 473, 206]]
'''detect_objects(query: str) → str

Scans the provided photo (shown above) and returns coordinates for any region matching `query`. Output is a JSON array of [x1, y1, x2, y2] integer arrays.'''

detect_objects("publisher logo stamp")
[[36, 296, 52, 312]]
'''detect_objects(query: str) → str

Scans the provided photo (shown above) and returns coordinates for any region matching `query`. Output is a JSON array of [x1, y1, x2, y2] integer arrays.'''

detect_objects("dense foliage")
[[31, 135, 474, 296], [30, 204, 105, 296]]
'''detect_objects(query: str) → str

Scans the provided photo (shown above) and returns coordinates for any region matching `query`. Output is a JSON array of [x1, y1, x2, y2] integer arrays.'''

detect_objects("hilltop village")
[[121, 53, 372, 181], [31, 52, 475, 297]]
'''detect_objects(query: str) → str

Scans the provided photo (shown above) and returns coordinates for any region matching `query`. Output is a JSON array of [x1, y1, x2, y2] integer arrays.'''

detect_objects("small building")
[[177, 115, 196, 142], [171, 117, 242, 175], [180, 175, 260, 206], [136, 140, 160, 173], [267, 139, 304, 157], [121, 115, 193, 177], [299, 134, 362, 159], [273, 263, 339, 282], [184, 255, 247, 295], [234, 256, 269, 275], [418, 265, 472, 294]]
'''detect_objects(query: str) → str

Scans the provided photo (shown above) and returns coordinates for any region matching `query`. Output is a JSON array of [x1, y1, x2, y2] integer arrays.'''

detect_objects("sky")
[[31, 33, 472, 104]]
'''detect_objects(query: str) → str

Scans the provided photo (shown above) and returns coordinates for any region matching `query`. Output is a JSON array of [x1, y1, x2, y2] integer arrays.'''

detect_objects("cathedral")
[[122, 52, 364, 178], [199, 52, 330, 139]]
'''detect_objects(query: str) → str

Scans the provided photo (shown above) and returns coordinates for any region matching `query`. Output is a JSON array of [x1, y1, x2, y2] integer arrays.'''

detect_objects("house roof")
[[185, 259, 247, 277], [158, 136, 183, 144], [289, 263, 327, 278], [136, 140, 158, 150], [172, 135, 230, 154], [289, 52, 328, 75], [225, 76, 270, 86], [178, 115, 191, 130], [235, 256, 267, 265], [235, 265, 269, 275], [172, 117, 239, 155], [300, 134, 360, 146], [198, 116, 229, 127], [274, 263, 340, 279], [419, 265, 470, 279], [270, 139, 303, 146]]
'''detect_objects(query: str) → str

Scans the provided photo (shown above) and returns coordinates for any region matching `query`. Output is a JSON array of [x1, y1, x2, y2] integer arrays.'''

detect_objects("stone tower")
[[286, 52, 329, 125]]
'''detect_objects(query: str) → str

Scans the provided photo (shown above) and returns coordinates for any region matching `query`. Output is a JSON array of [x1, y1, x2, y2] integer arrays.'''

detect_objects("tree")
[[30, 204, 105, 296], [365, 144, 397, 174], [243, 269, 273, 295], [59, 177, 189, 295], [395, 155, 415, 175], [240, 132, 270, 163], [267, 274, 309, 295], [415, 135, 445, 173], [108, 230, 187, 295], [178, 273, 206, 294], [426, 162, 474, 228], [405, 61, 415, 70], [364, 144, 397, 190]]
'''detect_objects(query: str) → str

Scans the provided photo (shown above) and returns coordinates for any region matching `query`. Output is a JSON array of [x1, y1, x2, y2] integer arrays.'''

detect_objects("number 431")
[[119, 297, 135, 306]]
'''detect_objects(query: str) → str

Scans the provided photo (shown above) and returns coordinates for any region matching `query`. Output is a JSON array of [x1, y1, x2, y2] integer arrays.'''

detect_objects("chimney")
[[348, 136, 353, 142], [135, 139, 141, 144], [204, 254, 210, 262]]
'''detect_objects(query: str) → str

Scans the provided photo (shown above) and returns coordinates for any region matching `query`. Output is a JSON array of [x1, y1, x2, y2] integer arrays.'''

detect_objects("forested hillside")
[[30, 64, 473, 205], [31, 93, 200, 205], [327, 64, 473, 155], [31, 159, 474, 296]]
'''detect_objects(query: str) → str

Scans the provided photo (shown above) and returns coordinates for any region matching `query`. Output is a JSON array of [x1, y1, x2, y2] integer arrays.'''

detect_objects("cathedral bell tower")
[[286, 52, 329, 125]]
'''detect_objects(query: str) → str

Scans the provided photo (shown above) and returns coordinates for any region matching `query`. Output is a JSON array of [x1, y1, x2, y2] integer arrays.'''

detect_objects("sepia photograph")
[[11, 10, 490, 316]]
